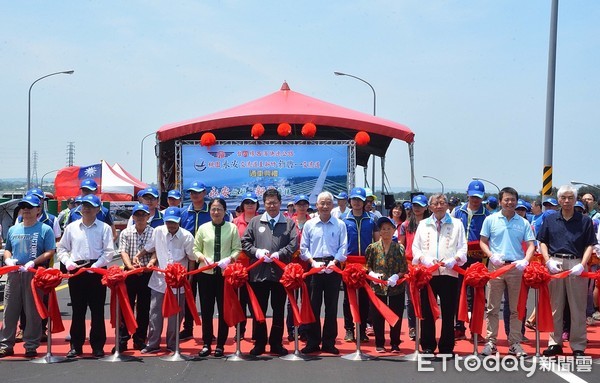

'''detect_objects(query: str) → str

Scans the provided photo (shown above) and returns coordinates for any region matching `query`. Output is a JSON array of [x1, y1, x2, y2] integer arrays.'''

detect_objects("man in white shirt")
[[331, 191, 349, 219]]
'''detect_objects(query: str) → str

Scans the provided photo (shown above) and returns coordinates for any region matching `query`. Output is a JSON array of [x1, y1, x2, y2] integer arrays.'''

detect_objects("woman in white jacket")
[[412, 194, 467, 356]]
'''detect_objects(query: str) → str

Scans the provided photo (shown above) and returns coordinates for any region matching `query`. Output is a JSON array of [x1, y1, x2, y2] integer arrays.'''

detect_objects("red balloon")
[[355, 131, 370, 146], [277, 123, 292, 137]]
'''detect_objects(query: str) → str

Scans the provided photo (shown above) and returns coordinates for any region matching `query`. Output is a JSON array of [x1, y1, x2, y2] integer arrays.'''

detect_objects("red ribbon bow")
[[163, 263, 201, 325], [407, 264, 441, 321], [99, 265, 143, 335], [222, 260, 265, 327], [275, 260, 315, 326], [517, 262, 570, 332], [31, 267, 65, 333], [339, 263, 399, 327]]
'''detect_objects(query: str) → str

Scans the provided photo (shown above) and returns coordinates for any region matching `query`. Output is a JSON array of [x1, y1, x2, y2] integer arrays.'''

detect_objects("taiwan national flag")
[[54, 163, 102, 200]]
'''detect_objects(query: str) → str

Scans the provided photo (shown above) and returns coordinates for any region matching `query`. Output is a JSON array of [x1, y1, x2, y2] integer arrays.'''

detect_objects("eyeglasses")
[[264, 201, 280, 206], [430, 202, 447, 207], [210, 208, 224, 212]]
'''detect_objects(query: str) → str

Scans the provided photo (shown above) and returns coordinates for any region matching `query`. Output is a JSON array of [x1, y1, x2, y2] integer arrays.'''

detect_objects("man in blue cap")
[[331, 191, 349, 219], [58, 194, 115, 358], [451, 180, 489, 341], [341, 186, 379, 342], [66, 178, 117, 241], [127, 187, 164, 228], [484, 196, 499, 214], [166, 189, 182, 208], [24, 188, 61, 240], [0, 195, 56, 358]]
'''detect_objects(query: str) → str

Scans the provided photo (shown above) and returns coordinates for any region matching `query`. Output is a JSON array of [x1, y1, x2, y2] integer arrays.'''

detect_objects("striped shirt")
[[119, 224, 155, 266]]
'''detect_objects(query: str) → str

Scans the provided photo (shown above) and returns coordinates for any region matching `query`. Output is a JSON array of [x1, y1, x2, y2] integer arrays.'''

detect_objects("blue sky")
[[2, 1, 599, 195]]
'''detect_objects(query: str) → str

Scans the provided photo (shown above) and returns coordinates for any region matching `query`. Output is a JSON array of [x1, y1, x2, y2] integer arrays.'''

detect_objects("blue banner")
[[182, 143, 348, 207]]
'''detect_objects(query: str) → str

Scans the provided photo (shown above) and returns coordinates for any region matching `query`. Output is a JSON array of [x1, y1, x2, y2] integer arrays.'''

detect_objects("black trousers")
[[118, 272, 152, 346], [306, 273, 342, 349], [197, 272, 228, 348], [68, 272, 107, 351], [250, 280, 286, 349], [420, 275, 458, 354], [343, 284, 369, 334], [372, 292, 405, 348]]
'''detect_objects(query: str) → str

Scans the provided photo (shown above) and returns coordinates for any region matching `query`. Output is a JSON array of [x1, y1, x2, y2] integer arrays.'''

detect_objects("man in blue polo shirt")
[[539, 185, 597, 358], [452, 180, 489, 340], [479, 186, 535, 358], [341, 187, 379, 343]]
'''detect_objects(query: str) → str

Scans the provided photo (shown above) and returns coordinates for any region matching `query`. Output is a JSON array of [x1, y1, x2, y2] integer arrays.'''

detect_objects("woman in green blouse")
[[366, 217, 408, 353], [194, 197, 241, 358]]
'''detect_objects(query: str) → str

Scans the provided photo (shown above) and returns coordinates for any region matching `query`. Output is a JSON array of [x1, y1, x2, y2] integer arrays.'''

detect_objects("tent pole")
[[408, 142, 415, 192]]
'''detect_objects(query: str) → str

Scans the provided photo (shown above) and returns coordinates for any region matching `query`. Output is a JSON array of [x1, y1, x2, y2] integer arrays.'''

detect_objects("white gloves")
[[203, 257, 214, 266], [217, 257, 231, 269], [270, 252, 279, 260], [255, 249, 270, 259], [65, 260, 78, 271], [19, 260, 35, 272], [513, 259, 529, 271], [4, 258, 18, 267], [311, 259, 325, 273], [546, 259, 561, 274], [443, 257, 457, 270], [421, 256, 436, 267], [324, 260, 335, 274], [489, 253, 504, 267], [368, 271, 384, 279], [387, 274, 400, 287], [570, 263, 584, 276]]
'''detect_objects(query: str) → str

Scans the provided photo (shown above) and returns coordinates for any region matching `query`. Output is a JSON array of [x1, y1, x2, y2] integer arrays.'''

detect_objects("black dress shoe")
[[542, 345, 563, 357], [92, 349, 105, 358], [321, 346, 340, 355], [66, 349, 82, 358], [214, 348, 224, 358], [270, 345, 289, 356], [24, 349, 38, 358], [301, 345, 320, 354], [573, 350, 585, 357], [198, 346, 211, 357], [249, 346, 265, 356]]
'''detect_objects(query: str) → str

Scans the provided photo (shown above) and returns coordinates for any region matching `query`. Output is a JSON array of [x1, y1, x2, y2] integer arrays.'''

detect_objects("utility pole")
[[66, 141, 75, 167]]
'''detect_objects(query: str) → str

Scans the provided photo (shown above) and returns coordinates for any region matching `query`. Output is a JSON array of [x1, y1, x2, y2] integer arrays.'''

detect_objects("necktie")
[[270, 219, 276, 230], [436, 220, 442, 233]]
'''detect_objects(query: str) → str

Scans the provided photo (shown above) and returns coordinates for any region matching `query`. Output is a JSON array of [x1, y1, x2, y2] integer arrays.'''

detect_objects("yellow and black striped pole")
[[542, 165, 553, 197]]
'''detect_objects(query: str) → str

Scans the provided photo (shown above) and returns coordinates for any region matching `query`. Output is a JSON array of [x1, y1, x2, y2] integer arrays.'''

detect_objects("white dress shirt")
[[57, 219, 115, 267]]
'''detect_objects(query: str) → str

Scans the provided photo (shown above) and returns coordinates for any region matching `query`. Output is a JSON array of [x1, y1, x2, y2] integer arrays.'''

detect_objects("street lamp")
[[28, 70, 74, 190], [140, 132, 155, 181], [39, 169, 59, 188], [472, 177, 500, 195], [422, 175, 444, 195], [571, 181, 600, 192]]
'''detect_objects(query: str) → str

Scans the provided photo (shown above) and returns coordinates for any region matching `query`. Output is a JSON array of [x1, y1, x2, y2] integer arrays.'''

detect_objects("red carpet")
[[4, 318, 600, 359]]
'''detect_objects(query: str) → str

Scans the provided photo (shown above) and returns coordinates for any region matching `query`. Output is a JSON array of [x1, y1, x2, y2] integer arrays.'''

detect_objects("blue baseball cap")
[[575, 201, 585, 210], [543, 198, 558, 207], [164, 207, 181, 223], [187, 181, 206, 193], [80, 178, 98, 191], [27, 187, 45, 199], [241, 191, 258, 203], [334, 191, 348, 200], [294, 194, 310, 204], [136, 190, 145, 198], [516, 199, 527, 210], [132, 203, 150, 215], [81, 194, 101, 207], [412, 194, 428, 207], [349, 187, 366, 201], [403, 201, 412, 210], [467, 180, 485, 198], [141, 187, 159, 198], [377, 216, 396, 229], [18, 194, 41, 208], [167, 190, 182, 200], [485, 196, 498, 209]]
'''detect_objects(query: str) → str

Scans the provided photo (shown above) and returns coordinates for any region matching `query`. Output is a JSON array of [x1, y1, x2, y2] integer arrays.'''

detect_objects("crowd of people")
[[1, 178, 599, 361]]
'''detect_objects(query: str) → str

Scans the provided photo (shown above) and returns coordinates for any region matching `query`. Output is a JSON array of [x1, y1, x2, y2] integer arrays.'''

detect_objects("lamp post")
[[140, 132, 155, 182], [334, 71, 378, 201], [571, 181, 600, 192], [39, 169, 59, 188], [422, 175, 444, 195], [28, 70, 74, 190], [472, 177, 501, 195]]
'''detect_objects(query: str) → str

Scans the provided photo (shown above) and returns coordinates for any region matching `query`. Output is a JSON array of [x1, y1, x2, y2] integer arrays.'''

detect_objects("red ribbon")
[[222, 259, 266, 327], [273, 259, 316, 325], [335, 263, 399, 327], [0, 265, 20, 275], [98, 265, 144, 335], [455, 262, 515, 336], [407, 263, 441, 321], [162, 263, 201, 325], [517, 262, 571, 332], [31, 267, 65, 333]]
